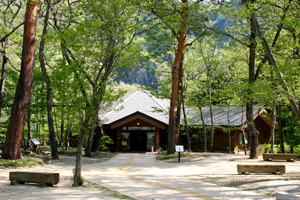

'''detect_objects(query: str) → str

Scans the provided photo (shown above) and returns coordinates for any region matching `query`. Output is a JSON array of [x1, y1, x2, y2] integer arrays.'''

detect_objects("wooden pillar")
[[155, 127, 160, 151], [116, 127, 121, 151]]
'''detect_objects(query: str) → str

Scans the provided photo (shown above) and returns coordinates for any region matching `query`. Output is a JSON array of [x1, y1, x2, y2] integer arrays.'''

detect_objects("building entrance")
[[121, 127, 155, 151]]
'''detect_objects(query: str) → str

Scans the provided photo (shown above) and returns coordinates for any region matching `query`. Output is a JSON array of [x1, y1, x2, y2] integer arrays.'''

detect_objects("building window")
[[239, 131, 249, 145], [125, 126, 155, 131]]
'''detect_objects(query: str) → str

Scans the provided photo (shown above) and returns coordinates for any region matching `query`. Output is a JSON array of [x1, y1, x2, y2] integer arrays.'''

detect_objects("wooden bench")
[[9, 172, 59, 187], [237, 164, 285, 175], [263, 153, 297, 162]]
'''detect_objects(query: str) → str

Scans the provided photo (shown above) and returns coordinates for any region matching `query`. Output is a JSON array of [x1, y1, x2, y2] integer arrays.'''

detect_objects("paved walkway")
[[81, 153, 275, 200], [2, 153, 299, 199]]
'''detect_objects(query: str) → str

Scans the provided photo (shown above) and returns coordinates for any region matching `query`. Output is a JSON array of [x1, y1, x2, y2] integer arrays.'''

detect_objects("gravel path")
[[1, 152, 299, 199]]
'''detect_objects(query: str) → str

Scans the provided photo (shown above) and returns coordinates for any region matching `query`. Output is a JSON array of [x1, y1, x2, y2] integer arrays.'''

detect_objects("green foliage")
[[0, 157, 44, 167], [100, 134, 114, 151], [156, 150, 189, 160]]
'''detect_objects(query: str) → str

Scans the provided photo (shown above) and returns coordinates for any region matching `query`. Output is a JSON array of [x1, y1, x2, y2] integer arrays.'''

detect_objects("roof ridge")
[[143, 89, 168, 112], [103, 90, 140, 119]]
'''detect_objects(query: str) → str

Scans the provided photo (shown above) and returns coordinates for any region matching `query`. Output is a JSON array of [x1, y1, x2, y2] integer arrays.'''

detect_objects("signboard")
[[175, 145, 184, 152], [30, 138, 41, 146]]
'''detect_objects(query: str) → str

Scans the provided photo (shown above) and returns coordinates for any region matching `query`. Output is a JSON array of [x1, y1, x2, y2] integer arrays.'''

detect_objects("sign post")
[[30, 138, 41, 152], [175, 145, 184, 162]]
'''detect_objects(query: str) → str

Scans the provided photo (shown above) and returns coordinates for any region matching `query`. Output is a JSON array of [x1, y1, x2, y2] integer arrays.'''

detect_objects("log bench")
[[263, 153, 297, 162], [237, 164, 285, 175], [9, 172, 59, 187]]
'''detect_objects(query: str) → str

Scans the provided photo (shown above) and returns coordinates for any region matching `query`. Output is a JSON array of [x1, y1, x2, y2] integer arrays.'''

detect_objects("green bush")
[[271, 143, 300, 156], [157, 150, 189, 160], [0, 157, 44, 167]]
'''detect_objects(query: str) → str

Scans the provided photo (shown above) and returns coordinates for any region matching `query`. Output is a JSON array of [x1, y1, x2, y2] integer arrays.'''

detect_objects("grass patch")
[[88, 182, 136, 200], [156, 150, 190, 160], [39, 146, 77, 155], [0, 157, 44, 167]]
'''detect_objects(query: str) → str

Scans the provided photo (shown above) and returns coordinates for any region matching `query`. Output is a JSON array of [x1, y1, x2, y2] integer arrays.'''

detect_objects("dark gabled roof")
[[99, 89, 169, 125], [99, 89, 269, 127], [185, 105, 263, 126]]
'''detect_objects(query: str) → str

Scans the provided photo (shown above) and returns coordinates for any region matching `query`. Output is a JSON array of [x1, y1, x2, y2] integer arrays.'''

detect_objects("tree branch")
[[0, 22, 24, 42]]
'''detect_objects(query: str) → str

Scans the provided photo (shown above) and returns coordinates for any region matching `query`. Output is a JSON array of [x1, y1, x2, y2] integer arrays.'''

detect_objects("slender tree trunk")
[[86, 116, 98, 157], [65, 122, 72, 151], [0, 39, 8, 119], [248, 11, 259, 159], [3, 0, 40, 160], [61, 120, 64, 146], [270, 101, 276, 153], [73, 123, 89, 186], [208, 69, 214, 152], [241, 106, 247, 155], [39, 2, 59, 159], [167, 0, 188, 154], [181, 86, 191, 152], [91, 124, 103, 152], [27, 109, 32, 149], [175, 54, 184, 145], [227, 104, 231, 154], [277, 109, 285, 153], [199, 107, 207, 152]]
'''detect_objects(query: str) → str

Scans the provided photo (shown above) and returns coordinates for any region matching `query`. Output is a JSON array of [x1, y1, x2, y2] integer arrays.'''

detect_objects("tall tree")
[[39, 0, 60, 159], [148, 0, 189, 154], [3, 0, 40, 160], [50, 0, 143, 185]]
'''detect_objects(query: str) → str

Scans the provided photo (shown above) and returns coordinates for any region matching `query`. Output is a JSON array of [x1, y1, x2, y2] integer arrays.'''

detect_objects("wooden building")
[[99, 90, 277, 153]]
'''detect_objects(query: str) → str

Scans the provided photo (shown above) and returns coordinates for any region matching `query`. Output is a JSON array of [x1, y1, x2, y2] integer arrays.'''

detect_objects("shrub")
[[0, 157, 44, 167]]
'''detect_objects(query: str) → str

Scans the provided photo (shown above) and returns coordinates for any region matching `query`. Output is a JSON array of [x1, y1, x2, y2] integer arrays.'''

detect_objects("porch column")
[[116, 127, 121, 151], [155, 128, 160, 151]]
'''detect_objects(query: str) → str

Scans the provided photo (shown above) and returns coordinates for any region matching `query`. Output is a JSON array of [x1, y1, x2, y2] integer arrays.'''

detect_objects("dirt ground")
[[50, 152, 300, 198], [1, 151, 299, 199], [158, 152, 300, 197]]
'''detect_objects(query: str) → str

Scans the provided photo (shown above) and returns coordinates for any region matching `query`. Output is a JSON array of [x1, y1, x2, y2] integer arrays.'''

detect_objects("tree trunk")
[[277, 109, 285, 153], [199, 107, 207, 152], [27, 109, 32, 149], [61, 120, 64, 146], [227, 104, 231, 154], [86, 117, 98, 157], [207, 69, 214, 152], [241, 106, 247, 155], [175, 54, 184, 145], [3, 0, 40, 160], [91, 124, 103, 152], [181, 86, 191, 152], [248, 11, 259, 159], [73, 124, 89, 186], [270, 101, 276, 153], [39, 2, 59, 159], [65, 122, 72, 151], [0, 39, 8, 119], [167, 0, 188, 154]]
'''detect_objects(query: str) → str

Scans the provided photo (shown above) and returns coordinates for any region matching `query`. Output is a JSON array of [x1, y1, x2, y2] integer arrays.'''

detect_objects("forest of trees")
[[1, 0, 300, 186]]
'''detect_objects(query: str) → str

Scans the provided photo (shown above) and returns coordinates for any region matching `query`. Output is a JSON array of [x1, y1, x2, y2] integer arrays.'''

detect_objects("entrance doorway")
[[121, 127, 156, 151]]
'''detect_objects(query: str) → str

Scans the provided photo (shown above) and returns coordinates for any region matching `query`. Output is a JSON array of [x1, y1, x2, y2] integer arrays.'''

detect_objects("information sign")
[[30, 138, 41, 146], [175, 145, 184, 152]]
